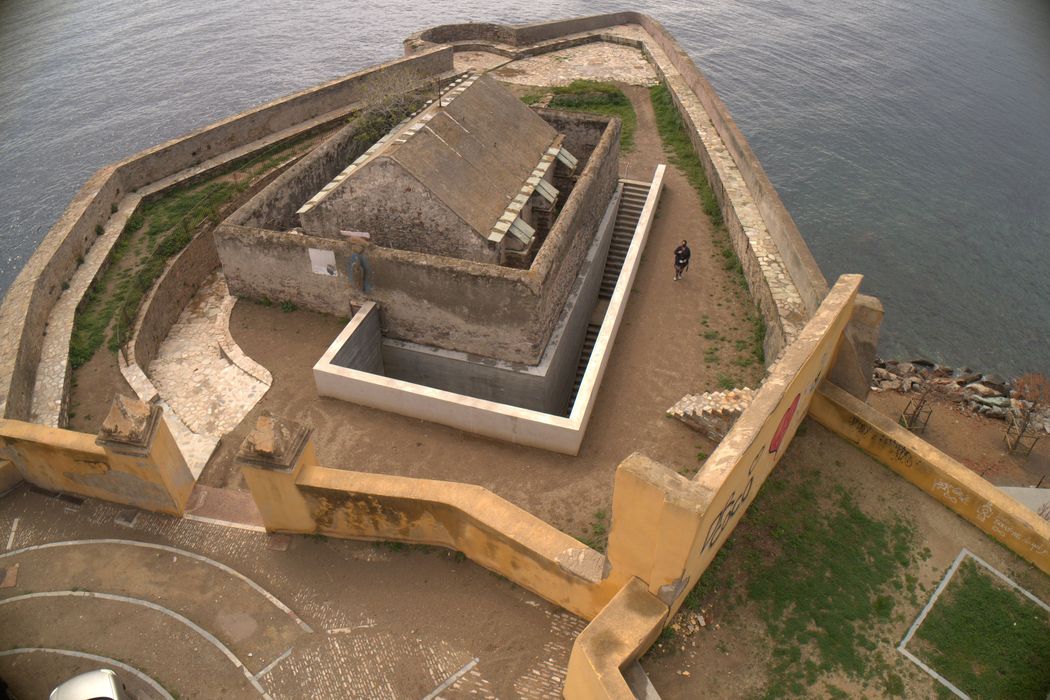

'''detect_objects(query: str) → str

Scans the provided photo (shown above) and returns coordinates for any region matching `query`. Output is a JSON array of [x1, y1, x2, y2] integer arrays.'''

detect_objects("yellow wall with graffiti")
[[811, 381, 1050, 576]]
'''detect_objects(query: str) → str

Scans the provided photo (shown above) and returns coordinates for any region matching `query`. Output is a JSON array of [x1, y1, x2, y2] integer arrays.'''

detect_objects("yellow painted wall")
[[810, 381, 1050, 576], [0, 408, 192, 515]]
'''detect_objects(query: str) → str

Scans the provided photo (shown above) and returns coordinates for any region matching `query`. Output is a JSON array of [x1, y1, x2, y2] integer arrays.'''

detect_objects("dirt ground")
[[202, 85, 767, 540], [641, 419, 1050, 699], [869, 389, 1050, 486]]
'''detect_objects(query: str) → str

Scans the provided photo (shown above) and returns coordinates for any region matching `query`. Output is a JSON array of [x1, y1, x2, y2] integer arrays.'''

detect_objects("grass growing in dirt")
[[540, 80, 637, 152], [650, 81, 767, 367], [580, 508, 611, 553], [69, 137, 312, 369], [910, 558, 1050, 699], [649, 83, 721, 226], [684, 462, 921, 697]]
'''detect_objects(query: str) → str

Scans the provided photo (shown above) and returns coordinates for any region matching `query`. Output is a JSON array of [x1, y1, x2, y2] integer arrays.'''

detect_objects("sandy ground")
[[869, 389, 1050, 486], [642, 419, 1050, 698], [202, 85, 767, 542]]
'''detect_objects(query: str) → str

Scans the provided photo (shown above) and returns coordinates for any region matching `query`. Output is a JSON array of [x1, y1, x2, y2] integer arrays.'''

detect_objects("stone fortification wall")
[[216, 113, 619, 365], [0, 47, 453, 421], [132, 232, 220, 371]]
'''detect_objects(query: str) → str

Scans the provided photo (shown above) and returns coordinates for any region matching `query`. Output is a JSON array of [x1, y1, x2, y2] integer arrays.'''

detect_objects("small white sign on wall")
[[308, 248, 337, 276]]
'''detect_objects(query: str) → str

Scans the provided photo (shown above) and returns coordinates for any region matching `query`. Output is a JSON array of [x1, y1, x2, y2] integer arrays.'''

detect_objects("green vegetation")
[[542, 80, 637, 152], [70, 137, 313, 369], [650, 81, 767, 369], [581, 508, 610, 553], [649, 83, 721, 226], [684, 465, 921, 697], [911, 559, 1050, 699]]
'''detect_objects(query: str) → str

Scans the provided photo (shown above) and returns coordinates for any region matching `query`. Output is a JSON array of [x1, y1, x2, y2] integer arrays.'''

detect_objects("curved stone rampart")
[[0, 46, 454, 420]]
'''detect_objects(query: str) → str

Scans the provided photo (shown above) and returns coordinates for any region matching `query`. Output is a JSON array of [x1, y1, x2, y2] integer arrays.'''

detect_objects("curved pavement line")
[[0, 590, 272, 699], [0, 647, 175, 700], [0, 538, 312, 632]]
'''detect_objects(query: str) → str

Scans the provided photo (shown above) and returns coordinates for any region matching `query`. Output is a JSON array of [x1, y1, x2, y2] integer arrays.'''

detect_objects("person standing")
[[674, 240, 691, 281]]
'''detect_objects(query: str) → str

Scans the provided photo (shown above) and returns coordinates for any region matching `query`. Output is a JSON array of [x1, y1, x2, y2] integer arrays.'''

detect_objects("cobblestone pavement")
[[147, 271, 268, 473], [0, 486, 583, 698], [490, 41, 658, 87]]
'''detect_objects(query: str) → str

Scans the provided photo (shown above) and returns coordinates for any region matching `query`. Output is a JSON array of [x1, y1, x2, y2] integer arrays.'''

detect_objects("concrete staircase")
[[668, 388, 756, 442], [599, 181, 651, 300], [565, 182, 654, 414]]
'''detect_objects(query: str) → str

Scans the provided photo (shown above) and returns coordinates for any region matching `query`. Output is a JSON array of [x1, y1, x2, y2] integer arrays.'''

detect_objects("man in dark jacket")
[[674, 240, 691, 280]]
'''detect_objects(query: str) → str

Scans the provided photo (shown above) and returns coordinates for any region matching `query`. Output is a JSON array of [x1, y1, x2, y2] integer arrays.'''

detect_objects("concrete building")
[[297, 74, 576, 266], [215, 70, 626, 423]]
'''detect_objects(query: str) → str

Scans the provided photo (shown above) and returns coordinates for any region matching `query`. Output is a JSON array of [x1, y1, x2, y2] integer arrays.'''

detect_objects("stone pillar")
[[605, 453, 705, 607], [237, 413, 317, 533], [829, 293, 884, 400], [95, 395, 194, 516]]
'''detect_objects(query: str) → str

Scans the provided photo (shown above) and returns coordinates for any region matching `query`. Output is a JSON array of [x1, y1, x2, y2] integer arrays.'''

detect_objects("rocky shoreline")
[[872, 358, 1050, 433]]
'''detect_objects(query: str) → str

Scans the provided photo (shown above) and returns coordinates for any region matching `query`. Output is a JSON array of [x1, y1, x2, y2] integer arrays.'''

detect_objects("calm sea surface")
[[1, 0, 1047, 375]]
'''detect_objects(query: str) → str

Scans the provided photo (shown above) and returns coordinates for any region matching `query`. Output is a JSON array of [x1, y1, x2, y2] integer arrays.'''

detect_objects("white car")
[[50, 669, 130, 700]]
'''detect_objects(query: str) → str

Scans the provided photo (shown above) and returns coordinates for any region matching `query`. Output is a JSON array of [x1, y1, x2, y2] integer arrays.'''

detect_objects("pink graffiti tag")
[[769, 394, 801, 455]]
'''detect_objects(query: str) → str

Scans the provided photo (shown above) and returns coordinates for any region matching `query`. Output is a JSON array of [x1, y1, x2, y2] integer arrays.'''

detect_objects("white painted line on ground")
[[254, 646, 293, 680], [422, 657, 479, 700], [0, 538, 313, 632], [183, 513, 268, 533], [0, 590, 272, 699], [965, 549, 1050, 613], [898, 548, 968, 651], [5, 518, 18, 550], [897, 548, 970, 699], [897, 547, 1050, 700], [0, 647, 174, 700]]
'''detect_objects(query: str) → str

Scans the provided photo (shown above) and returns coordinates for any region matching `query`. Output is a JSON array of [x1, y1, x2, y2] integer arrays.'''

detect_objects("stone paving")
[[146, 271, 269, 474], [491, 40, 658, 87], [0, 486, 584, 698]]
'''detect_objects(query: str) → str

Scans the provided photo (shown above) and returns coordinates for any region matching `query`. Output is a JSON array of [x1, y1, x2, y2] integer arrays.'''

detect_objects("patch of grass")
[[581, 508, 610, 553], [650, 83, 721, 226], [280, 300, 299, 313], [703, 330, 720, 341], [684, 466, 920, 697], [520, 92, 546, 106], [547, 80, 637, 152], [68, 133, 313, 370], [911, 559, 1050, 699], [717, 373, 737, 390]]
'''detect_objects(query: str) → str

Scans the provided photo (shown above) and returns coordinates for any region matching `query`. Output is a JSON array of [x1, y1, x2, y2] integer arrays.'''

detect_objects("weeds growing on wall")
[[684, 461, 925, 697], [543, 80, 637, 152], [69, 137, 314, 369]]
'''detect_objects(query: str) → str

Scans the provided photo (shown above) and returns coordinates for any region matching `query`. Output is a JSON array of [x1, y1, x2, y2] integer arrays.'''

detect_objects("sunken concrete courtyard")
[[1, 13, 1048, 700]]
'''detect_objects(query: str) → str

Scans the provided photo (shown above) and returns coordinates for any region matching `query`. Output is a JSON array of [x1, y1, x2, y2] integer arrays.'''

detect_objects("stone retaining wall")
[[132, 232, 220, 371], [0, 47, 454, 420]]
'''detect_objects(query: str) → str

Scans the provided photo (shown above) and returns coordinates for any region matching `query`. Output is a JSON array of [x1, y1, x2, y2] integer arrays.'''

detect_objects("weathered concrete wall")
[[342, 188, 619, 413], [217, 113, 619, 365], [331, 304, 384, 375], [132, 232, 220, 371], [0, 396, 194, 515], [0, 47, 453, 421], [0, 459, 21, 494], [564, 578, 667, 700], [300, 157, 499, 263], [236, 415, 624, 620], [313, 171, 662, 454], [811, 382, 1050, 576]]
